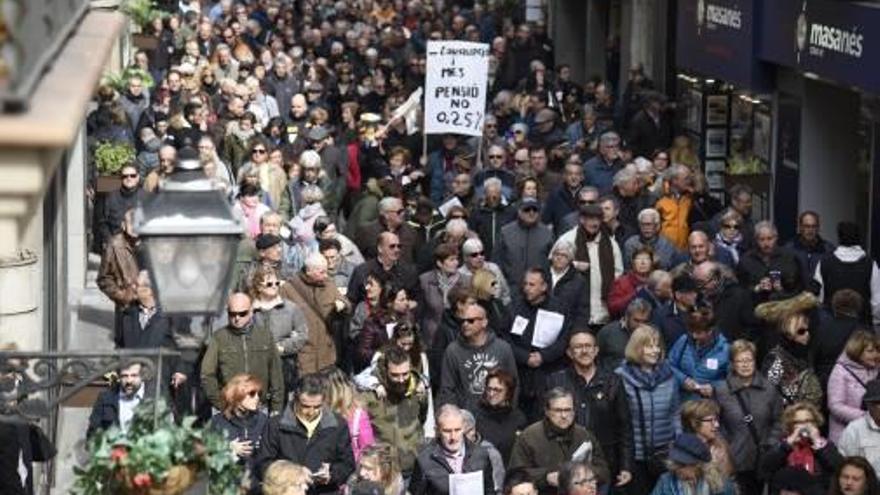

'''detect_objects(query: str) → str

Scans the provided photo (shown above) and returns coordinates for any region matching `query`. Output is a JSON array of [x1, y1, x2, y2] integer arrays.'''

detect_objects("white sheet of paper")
[[706, 358, 719, 370], [571, 441, 593, 462], [449, 471, 484, 495], [385, 323, 396, 339], [511, 316, 529, 336], [531, 309, 565, 348], [438, 196, 464, 217]]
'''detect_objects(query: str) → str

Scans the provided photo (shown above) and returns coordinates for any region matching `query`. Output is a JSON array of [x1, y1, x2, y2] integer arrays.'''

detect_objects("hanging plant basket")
[[131, 33, 159, 50]]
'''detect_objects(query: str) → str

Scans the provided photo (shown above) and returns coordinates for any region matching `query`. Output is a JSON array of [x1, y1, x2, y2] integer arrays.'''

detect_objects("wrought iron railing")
[[0, 348, 178, 422]]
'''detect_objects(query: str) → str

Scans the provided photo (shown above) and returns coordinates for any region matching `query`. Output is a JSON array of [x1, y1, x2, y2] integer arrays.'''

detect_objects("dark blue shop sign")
[[676, 0, 771, 89], [760, 0, 880, 94]]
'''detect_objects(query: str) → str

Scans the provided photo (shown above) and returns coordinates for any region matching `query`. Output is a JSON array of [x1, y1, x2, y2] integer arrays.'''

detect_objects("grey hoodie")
[[438, 331, 518, 413]]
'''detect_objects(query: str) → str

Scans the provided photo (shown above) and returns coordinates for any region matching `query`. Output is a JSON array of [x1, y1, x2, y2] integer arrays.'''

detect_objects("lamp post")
[[133, 148, 243, 315]]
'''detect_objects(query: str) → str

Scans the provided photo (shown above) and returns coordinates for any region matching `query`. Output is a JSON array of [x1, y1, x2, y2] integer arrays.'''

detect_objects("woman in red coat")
[[607, 246, 656, 317]]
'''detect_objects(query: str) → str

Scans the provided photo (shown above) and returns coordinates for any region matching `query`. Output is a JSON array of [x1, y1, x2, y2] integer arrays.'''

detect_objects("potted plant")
[[103, 67, 156, 94], [73, 399, 245, 495], [122, 0, 163, 50], [93, 141, 136, 192]]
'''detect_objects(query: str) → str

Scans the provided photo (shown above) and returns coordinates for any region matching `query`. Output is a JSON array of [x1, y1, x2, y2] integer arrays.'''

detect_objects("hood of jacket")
[[833, 245, 868, 263], [457, 327, 500, 350], [617, 361, 674, 390], [278, 405, 340, 433]]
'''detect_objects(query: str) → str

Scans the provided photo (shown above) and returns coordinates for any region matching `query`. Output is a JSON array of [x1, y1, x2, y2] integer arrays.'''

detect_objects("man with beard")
[[87, 362, 148, 437], [509, 388, 610, 491], [555, 204, 624, 330], [438, 303, 518, 413], [547, 330, 634, 491], [98, 208, 142, 347], [507, 269, 572, 421], [361, 346, 429, 477], [281, 253, 350, 375], [411, 404, 495, 495], [201, 293, 285, 414]]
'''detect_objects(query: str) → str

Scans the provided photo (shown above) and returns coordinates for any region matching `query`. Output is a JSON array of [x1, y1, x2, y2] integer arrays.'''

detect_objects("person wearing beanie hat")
[[650, 433, 734, 494], [813, 221, 880, 326], [839, 379, 880, 475]]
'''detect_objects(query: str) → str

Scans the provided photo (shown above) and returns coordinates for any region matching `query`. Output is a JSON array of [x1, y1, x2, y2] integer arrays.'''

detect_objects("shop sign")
[[761, 0, 880, 93], [677, 0, 770, 89]]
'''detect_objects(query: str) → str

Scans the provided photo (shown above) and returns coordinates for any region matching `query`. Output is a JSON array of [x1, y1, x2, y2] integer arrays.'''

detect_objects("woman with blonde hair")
[[209, 373, 268, 471], [348, 443, 405, 495], [262, 460, 310, 495], [616, 324, 681, 493], [762, 311, 823, 407], [324, 367, 375, 462]]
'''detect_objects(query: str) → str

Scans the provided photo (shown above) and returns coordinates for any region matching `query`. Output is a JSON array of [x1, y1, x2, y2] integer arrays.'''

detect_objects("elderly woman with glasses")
[[762, 311, 824, 407], [681, 400, 735, 481], [650, 433, 735, 495], [460, 238, 512, 306], [209, 373, 269, 471], [715, 339, 783, 494], [713, 209, 745, 266]]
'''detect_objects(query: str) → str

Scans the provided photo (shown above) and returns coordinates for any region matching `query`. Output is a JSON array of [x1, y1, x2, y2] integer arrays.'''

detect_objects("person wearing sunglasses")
[[437, 303, 518, 414], [209, 373, 269, 471], [201, 292, 285, 415], [249, 266, 309, 394], [761, 311, 823, 408]]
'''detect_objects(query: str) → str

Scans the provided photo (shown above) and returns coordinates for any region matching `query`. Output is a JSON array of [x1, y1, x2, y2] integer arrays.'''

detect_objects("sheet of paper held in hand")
[[449, 471, 483, 495], [531, 309, 565, 348]]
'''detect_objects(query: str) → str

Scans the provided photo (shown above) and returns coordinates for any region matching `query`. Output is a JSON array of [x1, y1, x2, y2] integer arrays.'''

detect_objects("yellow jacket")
[[655, 193, 693, 250]]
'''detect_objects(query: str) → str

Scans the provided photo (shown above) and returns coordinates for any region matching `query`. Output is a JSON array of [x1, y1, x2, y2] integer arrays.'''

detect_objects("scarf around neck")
[[574, 226, 615, 299]]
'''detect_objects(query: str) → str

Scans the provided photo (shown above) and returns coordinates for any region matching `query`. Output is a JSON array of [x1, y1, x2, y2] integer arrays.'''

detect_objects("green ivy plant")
[[102, 67, 156, 93], [121, 0, 163, 31], [72, 399, 245, 495], [94, 142, 137, 176]]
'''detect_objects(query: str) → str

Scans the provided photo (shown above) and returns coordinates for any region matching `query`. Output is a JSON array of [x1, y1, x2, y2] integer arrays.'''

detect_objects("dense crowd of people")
[[87, 1, 880, 494]]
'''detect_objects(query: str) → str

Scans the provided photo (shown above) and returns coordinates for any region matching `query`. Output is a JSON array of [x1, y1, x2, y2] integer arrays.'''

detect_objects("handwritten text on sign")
[[425, 41, 490, 137]]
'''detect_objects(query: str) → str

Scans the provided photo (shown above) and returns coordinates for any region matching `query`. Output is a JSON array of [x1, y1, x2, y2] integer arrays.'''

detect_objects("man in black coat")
[[507, 269, 572, 421], [626, 92, 673, 160], [253, 374, 355, 492], [410, 404, 494, 495], [693, 262, 760, 343], [347, 232, 420, 306], [737, 221, 803, 303], [546, 329, 634, 490], [95, 163, 147, 251]]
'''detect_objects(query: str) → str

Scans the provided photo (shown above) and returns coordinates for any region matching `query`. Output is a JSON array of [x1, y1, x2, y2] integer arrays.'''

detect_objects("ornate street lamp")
[[133, 148, 243, 315]]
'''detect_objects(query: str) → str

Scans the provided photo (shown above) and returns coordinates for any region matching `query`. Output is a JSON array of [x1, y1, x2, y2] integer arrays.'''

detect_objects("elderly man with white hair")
[[622, 208, 679, 270], [547, 240, 587, 324], [280, 252, 350, 375], [460, 238, 512, 306], [354, 195, 419, 263], [612, 163, 655, 232], [472, 178, 516, 258]]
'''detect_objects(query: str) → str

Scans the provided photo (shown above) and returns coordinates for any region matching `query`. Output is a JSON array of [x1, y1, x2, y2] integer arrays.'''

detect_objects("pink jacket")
[[828, 353, 878, 443], [347, 406, 376, 463]]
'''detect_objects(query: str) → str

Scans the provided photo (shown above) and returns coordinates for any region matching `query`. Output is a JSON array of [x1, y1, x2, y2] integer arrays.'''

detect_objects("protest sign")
[[424, 41, 490, 137]]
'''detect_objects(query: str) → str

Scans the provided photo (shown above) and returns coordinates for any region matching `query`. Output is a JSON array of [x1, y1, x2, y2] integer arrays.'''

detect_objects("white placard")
[[450, 471, 484, 495], [511, 316, 529, 336], [437, 196, 464, 217], [531, 309, 565, 349], [425, 41, 490, 137], [571, 441, 593, 462]]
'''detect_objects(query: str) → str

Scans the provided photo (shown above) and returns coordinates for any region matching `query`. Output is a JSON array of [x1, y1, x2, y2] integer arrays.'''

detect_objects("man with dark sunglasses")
[[201, 292, 285, 414], [437, 303, 518, 413]]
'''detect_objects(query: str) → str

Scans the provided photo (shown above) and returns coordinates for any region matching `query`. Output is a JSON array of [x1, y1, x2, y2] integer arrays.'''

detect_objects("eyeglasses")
[[485, 386, 505, 394], [449, 214, 467, 220], [579, 200, 596, 205], [513, 130, 525, 135], [228, 310, 250, 318], [549, 407, 573, 415], [488, 155, 504, 159], [570, 343, 595, 352], [252, 148, 267, 154], [795, 327, 810, 336], [469, 251, 484, 258], [522, 207, 539, 213], [573, 476, 598, 487], [122, 173, 139, 179], [247, 390, 260, 398], [388, 243, 401, 249], [722, 223, 739, 229], [699, 416, 720, 424], [263, 281, 281, 288], [463, 317, 485, 324], [388, 209, 405, 215]]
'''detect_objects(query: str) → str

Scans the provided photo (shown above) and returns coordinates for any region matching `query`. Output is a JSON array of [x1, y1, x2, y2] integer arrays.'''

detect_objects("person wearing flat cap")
[[650, 433, 735, 495], [232, 232, 293, 294], [840, 379, 880, 475], [552, 203, 624, 331]]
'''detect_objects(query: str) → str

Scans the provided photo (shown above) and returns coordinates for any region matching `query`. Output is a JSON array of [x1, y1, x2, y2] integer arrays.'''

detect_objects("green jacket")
[[360, 373, 428, 474], [200, 321, 284, 413], [509, 419, 611, 490]]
